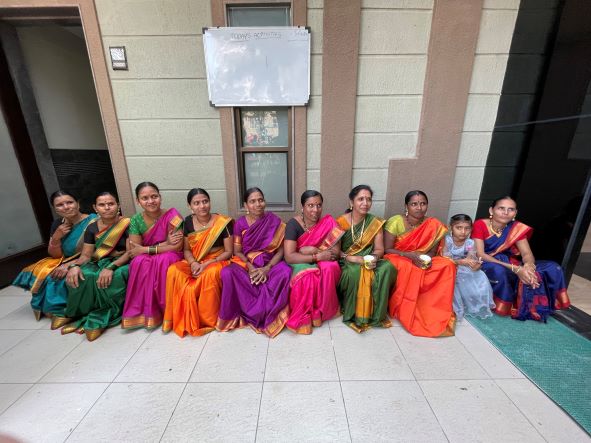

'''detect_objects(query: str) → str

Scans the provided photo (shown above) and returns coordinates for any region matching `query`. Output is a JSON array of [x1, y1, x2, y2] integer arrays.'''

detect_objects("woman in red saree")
[[163, 188, 233, 337], [384, 190, 456, 337], [284, 190, 344, 334], [122, 182, 183, 330]]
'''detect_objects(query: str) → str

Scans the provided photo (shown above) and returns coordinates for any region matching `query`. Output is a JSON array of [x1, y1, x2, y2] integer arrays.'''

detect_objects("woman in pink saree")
[[122, 182, 183, 329], [284, 190, 344, 334]]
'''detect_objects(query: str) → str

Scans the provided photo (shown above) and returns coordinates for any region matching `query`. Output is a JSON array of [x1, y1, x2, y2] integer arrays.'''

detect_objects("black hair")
[[49, 190, 78, 206], [135, 181, 160, 198], [187, 188, 210, 204], [449, 213, 473, 226], [243, 187, 264, 203], [490, 196, 516, 208], [301, 189, 323, 206], [346, 185, 373, 213], [404, 190, 428, 205], [95, 191, 119, 203]]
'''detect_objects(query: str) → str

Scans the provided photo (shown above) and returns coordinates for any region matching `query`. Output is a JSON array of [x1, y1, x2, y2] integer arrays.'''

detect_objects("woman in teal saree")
[[60, 192, 131, 341], [13, 191, 96, 322]]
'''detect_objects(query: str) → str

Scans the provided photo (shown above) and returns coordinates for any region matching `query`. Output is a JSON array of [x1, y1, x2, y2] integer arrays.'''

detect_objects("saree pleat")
[[336, 214, 397, 332], [473, 219, 571, 321], [122, 209, 183, 329], [64, 217, 130, 333], [286, 215, 344, 334], [162, 215, 232, 337], [216, 212, 291, 338], [13, 214, 97, 317], [385, 216, 456, 337]]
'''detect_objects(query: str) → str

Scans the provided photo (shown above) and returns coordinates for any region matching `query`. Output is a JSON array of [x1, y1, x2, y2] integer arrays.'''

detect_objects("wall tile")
[[355, 96, 422, 132], [358, 56, 427, 95], [353, 133, 417, 168]]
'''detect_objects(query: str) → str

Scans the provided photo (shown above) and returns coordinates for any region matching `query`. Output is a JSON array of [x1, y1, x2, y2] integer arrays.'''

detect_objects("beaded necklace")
[[350, 214, 366, 245]]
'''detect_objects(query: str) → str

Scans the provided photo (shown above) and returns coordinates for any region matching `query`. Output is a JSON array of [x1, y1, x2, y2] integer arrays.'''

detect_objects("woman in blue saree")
[[13, 190, 96, 324], [472, 196, 571, 322]]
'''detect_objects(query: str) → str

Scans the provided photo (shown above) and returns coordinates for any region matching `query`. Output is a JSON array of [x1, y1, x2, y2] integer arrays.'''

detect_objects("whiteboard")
[[203, 27, 310, 107]]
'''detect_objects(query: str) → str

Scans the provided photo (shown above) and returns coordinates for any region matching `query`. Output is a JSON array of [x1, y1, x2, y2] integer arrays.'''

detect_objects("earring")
[[489, 214, 493, 219], [349, 205, 353, 211], [512, 217, 516, 221], [405, 209, 408, 217], [247, 210, 250, 215], [117, 208, 121, 216]]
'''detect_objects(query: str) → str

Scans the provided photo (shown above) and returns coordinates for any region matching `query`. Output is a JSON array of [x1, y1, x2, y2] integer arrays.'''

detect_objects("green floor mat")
[[467, 314, 591, 435]]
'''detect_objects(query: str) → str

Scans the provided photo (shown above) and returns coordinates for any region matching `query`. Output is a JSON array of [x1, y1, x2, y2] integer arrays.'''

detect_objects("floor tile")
[[162, 382, 261, 442], [0, 384, 32, 415], [190, 329, 268, 382], [0, 330, 83, 383], [0, 304, 51, 330], [265, 327, 338, 382], [0, 383, 107, 442], [496, 379, 591, 442], [0, 285, 30, 297], [327, 314, 346, 328], [392, 328, 489, 380], [116, 330, 208, 383], [257, 381, 350, 442], [40, 328, 150, 383], [0, 330, 33, 356], [341, 380, 447, 442], [0, 295, 30, 319], [420, 380, 545, 442], [331, 327, 414, 381], [455, 324, 524, 379], [68, 382, 185, 443]]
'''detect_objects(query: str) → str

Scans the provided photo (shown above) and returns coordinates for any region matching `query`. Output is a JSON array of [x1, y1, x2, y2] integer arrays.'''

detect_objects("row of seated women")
[[13, 182, 570, 342]]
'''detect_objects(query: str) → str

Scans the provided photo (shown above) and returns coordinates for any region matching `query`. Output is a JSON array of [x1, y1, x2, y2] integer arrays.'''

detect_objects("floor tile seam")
[[185, 333, 211, 382], [0, 329, 35, 359], [0, 383, 35, 419], [62, 330, 153, 441], [110, 329, 154, 382], [0, 298, 29, 320], [328, 324, 353, 443], [159, 333, 212, 442], [62, 381, 111, 442], [254, 337, 270, 443], [492, 378, 561, 443], [33, 330, 87, 384], [388, 329, 451, 443]]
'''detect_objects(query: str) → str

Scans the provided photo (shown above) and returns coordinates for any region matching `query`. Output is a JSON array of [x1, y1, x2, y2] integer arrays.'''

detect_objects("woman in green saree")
[[336, 185, 397, 332], [60, 192, 131, 341]]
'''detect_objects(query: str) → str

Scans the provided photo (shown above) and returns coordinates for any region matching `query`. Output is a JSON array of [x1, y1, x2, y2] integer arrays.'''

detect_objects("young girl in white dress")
[[443, 214, 495, 320]]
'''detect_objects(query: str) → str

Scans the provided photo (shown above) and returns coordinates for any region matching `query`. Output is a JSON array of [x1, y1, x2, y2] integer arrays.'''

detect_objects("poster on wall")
[[203, 27, 310, 106]]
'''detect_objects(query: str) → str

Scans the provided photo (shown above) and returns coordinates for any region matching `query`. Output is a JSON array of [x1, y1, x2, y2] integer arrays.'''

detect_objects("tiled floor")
[[0, 285, 589, 443]]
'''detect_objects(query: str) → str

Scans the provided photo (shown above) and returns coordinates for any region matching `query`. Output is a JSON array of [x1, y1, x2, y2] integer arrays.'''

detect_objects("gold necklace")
[[350, 214, 366, 244], [489, 220, 505, 236], [405, 215, 424, 230], [194, 214, 212, 228], [301, 215, 316, 232]]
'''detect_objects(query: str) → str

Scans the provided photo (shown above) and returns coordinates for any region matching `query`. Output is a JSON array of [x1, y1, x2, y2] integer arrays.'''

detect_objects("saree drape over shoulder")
[[122, 209, 183, 329], [216, 212, 291, 338], [385, 215, 456, 337], [286, 215, 344, 334], [163, 214, 232, 337], [64, 217, 130, 339], [472, 219, 570, 322], [13, 214, 97, 318], [336, 213, 397, 332]]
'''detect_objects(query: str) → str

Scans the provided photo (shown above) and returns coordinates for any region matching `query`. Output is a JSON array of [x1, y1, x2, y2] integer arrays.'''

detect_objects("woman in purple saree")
[[216, 187, 291, 337], [122, 182, 183, 329]]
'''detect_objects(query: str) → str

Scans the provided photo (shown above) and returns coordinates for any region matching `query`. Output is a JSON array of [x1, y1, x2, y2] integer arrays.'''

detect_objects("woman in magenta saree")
[[122, 182, 183, 329], [284, 190, 344, 334], [216, 188, 291, 338], [472, 196, 570, 322]]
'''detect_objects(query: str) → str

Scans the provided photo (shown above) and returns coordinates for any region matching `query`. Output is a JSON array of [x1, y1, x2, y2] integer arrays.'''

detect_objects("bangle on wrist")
[[107, 263, 119, 271], [68, 263, 80, 269]]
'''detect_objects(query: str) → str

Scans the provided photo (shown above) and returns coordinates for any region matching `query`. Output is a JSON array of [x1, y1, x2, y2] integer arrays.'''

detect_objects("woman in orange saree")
[[384, 190, 456, 337], [163, 188, 233, 337], [284, 190, 344, 334]]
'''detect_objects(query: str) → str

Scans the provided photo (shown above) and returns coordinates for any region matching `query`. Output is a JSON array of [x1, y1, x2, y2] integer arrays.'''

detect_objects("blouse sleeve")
[[183, 216, 193, 236], [83, 222, 97, 244], [471, 219, 489, 240], [284, 218, 303, 241], [128, 213, 143, 236], [49, 219, 63, 237]]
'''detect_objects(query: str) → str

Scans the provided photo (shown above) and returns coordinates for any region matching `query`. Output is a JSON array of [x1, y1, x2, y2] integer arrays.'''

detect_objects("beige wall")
[[306, 0, 323, 191], [95, 0, 225, 215], [352, 0, 432, 217], [16, 25, 107, 150], [449, 0, 520, 219]]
